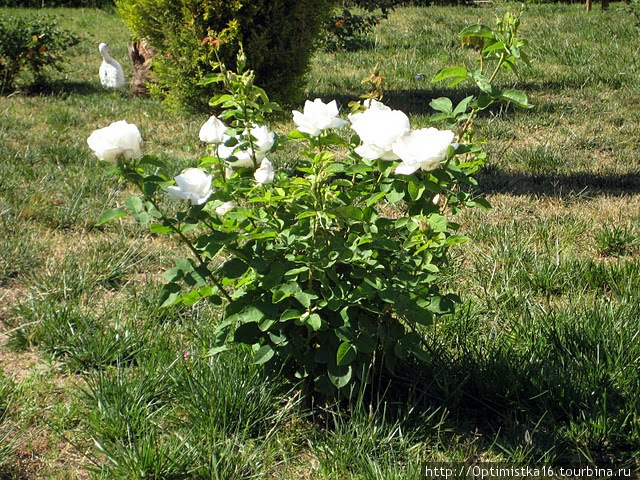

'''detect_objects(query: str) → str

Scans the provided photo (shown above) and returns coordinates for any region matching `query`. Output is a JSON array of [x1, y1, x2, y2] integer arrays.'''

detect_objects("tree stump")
[[128, 40, 155, 97]]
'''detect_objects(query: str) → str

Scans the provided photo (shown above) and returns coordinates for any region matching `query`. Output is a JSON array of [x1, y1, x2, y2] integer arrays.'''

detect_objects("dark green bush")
[[0, 14, 79, 92], [116, 0, 335, 112], [0, 0, 113, 7]]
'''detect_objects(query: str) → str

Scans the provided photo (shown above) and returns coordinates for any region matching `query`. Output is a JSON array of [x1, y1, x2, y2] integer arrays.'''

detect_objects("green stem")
[[488, 52, 506, 84], [147, 196, 233, 303]]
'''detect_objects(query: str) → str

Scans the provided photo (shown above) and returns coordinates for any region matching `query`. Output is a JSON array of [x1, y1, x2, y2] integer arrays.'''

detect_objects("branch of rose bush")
[[145, 191, 234, 303]]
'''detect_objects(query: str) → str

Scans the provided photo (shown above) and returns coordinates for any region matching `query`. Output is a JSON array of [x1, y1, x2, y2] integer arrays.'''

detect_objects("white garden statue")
[[98, 43, 125, 89]]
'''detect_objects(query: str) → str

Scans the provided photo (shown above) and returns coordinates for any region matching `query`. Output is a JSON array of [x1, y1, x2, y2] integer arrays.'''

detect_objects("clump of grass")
[[0, 372, 16, 473], [595, 224, 638, 257]]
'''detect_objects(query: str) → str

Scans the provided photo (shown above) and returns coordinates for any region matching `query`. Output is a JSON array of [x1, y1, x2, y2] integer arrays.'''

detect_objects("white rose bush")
[[91, 19, 530, 398]]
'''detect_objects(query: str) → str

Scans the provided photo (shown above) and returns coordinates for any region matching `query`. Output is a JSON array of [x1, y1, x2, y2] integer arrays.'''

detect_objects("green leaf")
[[477, 93, 493, 110], [452, 96, 474, 116], [280, 309, 301, 322], [287, 129, 309, 139], [159, 282, 181, 307], [125, 196, 143, 214], [385, 189, 404, 203], [408, 181, 425, 201], [96, 208, 127, 226], [233, 305, 265, 324], [207, 345, 229, 356], [335, 206, 364, 222], [472, 71, 492, 93], [482, 40, 505, 55], [336, 342, 357, 366], [221, 258, 249, 279], [366, 191, 386, 207], [149, 223, 173, 234], [427, 295, 456, 315], [133, 212, 149, 225], [432, 66, 468, 84], [253, 345, 275, 364], [429, 97, 453, 114], [428, 214, 448, 233], [233, 322, 262, 344], [139, 156, 167, 169], [500, 89, 532, 108], [459, 24, 494, 39], [328, 364, 352, 388], [306, 313, 322, 331], [294, 291, 313, 308], [444, 234, 469, 246]]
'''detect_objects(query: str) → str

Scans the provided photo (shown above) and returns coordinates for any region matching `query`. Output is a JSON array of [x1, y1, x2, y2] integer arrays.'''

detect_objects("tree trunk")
[[128, 40, 155, 97]]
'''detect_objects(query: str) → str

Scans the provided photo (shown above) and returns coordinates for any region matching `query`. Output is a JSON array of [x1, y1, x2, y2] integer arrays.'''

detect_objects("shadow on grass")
[[10, 80, 108, 97], [359, 331, 639, 467], [477, 167, 640, 197]]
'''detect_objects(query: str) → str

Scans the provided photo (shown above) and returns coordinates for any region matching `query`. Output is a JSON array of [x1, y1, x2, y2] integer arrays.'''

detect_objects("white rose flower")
[[348, 100, 410, 160], [292, 98, 347, 136], [249, 125, 276, 162], [218, 125, 275, 169], [199, 115, 227, 144], [215, 200, 236, 216], [87, 120, 142, 163], [167, 168, 213, 205], [392, 128, 455, 175], [254, 158, 275, 185]]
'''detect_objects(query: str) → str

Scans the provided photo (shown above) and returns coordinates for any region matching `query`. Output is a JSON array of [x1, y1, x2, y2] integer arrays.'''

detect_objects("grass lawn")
[[1, 3, 639, 478]]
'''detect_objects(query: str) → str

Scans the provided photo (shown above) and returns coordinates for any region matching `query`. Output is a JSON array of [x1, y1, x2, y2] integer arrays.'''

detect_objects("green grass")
[[1, 3, 640, 478]]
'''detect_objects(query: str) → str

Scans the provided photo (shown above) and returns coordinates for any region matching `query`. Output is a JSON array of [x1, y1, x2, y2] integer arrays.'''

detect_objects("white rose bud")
[[167, 168, 213, 205], [292, 98, 347, 136], [199, 115, 227, 144], [392, 128, 455, 175], [254, 158, 275, 185], [348, 100, 410, 161], [87, 120, 142, 163], [215, 200, 236, 216]]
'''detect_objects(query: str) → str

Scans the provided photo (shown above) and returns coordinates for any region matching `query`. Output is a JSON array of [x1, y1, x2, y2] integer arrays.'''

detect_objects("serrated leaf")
[[96, 208, 127, 226]]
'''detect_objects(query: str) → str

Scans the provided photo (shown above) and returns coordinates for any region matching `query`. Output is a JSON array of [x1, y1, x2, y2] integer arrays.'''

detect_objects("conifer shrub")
[[116, 0, 335, 111]]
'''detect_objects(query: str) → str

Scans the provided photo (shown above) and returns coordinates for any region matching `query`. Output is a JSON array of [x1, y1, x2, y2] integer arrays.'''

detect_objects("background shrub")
[[322, 0, 400, 51], [0, 14, 79, 92], [116, 0, 336, 112], [0, 0, 113, 7]]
